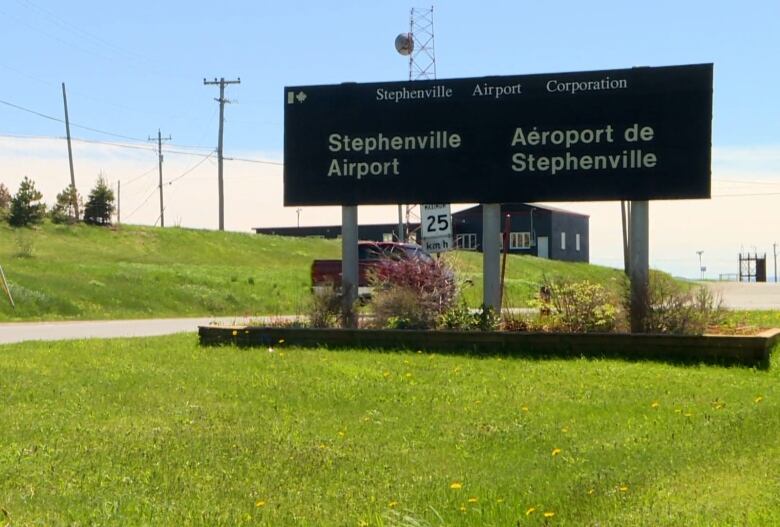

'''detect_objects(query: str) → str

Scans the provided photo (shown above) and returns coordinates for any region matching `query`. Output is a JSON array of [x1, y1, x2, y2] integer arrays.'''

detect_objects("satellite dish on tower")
[[395, 33, 414, 56]]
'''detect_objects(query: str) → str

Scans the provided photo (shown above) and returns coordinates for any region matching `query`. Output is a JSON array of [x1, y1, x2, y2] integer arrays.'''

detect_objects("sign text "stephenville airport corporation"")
[[283, 64, 713, 206]]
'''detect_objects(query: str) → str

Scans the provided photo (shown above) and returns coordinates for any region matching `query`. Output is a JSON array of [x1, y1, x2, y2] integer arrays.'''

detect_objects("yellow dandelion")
[[467, 497, 478, 503], [255, 500, 266, 508], [552, 447, 562, 456], [543, 512, 555, 518], [450, 481, 463, 490], [232, 330, 238, 336], [755, 395, 764, 404], [388, 500, 398, 508], [619, 485, 629, 492], [651, 401, 660, 408], [525, 507, 536, 516]]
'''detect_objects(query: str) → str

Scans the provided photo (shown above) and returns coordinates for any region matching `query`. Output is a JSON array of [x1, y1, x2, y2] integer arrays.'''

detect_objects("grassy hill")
[[0, 222, 626, 321]]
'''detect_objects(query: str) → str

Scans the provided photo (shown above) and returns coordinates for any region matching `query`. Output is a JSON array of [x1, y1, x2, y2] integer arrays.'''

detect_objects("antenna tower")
[[408, 7, 436, 81]]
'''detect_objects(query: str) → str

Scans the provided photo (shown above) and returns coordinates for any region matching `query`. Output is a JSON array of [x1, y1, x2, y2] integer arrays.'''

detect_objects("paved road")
[[0, 316, 259, 345], [703, 282, 780, 310]]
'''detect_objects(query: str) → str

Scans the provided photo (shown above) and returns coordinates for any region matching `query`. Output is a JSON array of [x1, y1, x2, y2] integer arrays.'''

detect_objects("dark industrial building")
[[254, 203, 589, 263]]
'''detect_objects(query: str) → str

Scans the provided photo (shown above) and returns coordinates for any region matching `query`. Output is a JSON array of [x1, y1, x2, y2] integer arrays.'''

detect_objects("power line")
[[166, 150, 216, 185], [124, 185, 159, 221], [223, 156, 283, 166], [0, 97, 147, 142]]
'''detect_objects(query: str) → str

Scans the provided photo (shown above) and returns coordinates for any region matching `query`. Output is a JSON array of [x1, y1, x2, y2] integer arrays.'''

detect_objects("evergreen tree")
[[83, 175, 115, 226], [50, 184, 82, 224], [0, 183, 11, 220], [8, 177, 46, 227]]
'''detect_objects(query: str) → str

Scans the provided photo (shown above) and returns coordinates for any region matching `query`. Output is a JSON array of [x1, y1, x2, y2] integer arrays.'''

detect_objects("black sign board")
[[284, 64, 712, 206]]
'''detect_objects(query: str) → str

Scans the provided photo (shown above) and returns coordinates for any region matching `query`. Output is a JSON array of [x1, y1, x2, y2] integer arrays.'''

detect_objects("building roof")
[[453, 203, 589, 218]]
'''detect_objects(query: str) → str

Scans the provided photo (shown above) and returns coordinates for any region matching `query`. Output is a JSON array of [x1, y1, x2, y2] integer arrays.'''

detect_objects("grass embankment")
[[445, 250, 626, 307], [0, 223, 338, 321], [1, 335, 778, 526], [0, 222, 627, 321]]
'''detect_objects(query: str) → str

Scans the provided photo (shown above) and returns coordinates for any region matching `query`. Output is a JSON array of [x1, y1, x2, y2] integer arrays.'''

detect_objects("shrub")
[[372, 286, 432, 329], [50, 184, 82, 224], [83, 175, 115, 226], [9, 177, 46, 227], [14, 231, 35, 258], [536, 278, 620, 333], [439, 301, 500, 331], [308, 283, 345, 328], [369, 257, 458, 330], [628, 271, 723, 335]]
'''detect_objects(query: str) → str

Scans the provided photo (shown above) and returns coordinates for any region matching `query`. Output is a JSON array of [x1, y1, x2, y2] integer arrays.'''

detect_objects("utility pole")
[[149, 129, 171, 227], [203, 76, 241, 231], [61, 82, 79, 221], [117, 180, 121, 225]]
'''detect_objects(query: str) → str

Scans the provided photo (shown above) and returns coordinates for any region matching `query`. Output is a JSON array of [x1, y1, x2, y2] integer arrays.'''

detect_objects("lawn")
[[1, 335, 778, 526]]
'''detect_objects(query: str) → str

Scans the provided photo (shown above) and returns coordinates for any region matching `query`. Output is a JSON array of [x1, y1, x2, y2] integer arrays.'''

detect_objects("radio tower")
[[404, 6, 436, 242], [408, 6, 437, 81]]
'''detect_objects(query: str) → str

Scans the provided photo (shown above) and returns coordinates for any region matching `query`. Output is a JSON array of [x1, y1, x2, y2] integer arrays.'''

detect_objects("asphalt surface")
[[0, 316, 256, 345], [703, 281, 780, 310]]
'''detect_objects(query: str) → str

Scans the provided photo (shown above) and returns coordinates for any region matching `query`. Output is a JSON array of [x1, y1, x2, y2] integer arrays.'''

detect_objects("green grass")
[[0, 222, 339, 321], [721, 310, 780, 329], [444, 250, 627, 307], [0, 222, 627, 321], [1, 335, 778, 526]]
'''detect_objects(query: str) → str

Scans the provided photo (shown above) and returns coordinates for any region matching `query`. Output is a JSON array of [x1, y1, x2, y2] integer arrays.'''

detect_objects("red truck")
[[311, 241, 433, 297]]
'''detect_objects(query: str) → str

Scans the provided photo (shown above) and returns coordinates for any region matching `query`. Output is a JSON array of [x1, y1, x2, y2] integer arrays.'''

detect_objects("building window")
[[456, 233, 477, 250], [509, 232, 531, 249], [576, 233, 581, 252], [561, 232, 566, 250]]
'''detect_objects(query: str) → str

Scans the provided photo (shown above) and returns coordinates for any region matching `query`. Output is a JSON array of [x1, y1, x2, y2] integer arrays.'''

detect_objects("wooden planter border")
[[198, 326, 780, 368]]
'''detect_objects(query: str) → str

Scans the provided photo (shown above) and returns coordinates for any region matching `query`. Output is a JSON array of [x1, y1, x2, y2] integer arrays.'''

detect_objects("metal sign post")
[[341, 206, 359, 328], [629, 201, 649, 332], [483, 204, 501, 311]]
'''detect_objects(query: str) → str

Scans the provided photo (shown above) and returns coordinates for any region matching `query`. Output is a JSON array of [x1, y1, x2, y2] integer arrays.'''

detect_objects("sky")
[[1, 0, 779, 278]]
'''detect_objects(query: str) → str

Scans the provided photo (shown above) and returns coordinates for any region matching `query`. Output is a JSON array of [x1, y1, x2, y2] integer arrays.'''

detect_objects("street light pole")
[[696, 250, 704, 280]]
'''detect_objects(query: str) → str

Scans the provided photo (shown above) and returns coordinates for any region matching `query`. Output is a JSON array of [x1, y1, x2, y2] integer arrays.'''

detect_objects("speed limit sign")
[[421, 204, 453, 253]]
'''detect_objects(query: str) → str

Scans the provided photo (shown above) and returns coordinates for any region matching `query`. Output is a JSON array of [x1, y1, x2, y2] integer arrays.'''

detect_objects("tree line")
[[0, 176, 115, 227]]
